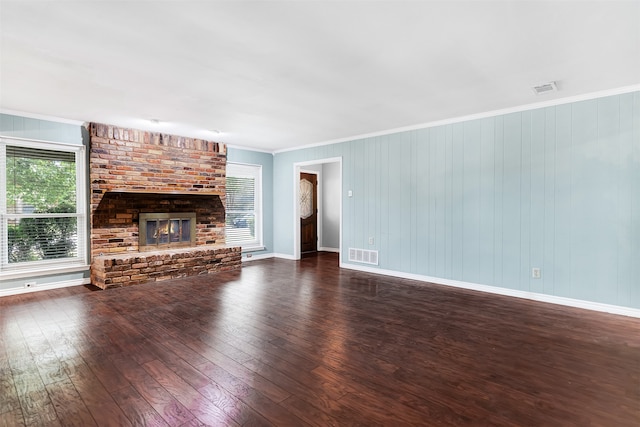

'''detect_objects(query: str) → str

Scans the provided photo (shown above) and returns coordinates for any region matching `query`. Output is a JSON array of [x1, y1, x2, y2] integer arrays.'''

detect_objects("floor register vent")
[[348, 248, 379, 265]]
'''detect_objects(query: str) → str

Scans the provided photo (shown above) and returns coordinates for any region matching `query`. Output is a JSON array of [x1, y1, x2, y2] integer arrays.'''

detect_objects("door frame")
[[292, 157, 342, 260]]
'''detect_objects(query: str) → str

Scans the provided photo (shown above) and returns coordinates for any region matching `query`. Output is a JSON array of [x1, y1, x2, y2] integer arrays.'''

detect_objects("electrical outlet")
[[368, 237, 374, 245], [532, 268, 541, 279], [24, 281, 36, 288], [246, 253, 252, 258]]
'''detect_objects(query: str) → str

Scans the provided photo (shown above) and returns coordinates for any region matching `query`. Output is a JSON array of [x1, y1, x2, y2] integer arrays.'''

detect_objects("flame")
[[153, 221, 179, 239]]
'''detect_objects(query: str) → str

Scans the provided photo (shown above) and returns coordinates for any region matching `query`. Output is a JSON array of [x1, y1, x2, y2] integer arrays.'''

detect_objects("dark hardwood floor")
[[1, 252, 638, 426]]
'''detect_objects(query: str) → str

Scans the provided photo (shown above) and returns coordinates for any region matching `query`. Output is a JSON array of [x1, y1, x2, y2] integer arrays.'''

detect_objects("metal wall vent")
[[532, 81, 558, 95], [348, 248, 379, 265]]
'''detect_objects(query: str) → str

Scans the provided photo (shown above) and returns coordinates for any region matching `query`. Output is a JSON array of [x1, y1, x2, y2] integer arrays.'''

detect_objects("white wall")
[[321, 162, 340, 250]]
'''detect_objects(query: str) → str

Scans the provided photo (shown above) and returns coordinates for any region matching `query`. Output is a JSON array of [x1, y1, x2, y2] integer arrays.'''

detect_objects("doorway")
[[293, 157, 342, 261], [299, 172, 318, 256]]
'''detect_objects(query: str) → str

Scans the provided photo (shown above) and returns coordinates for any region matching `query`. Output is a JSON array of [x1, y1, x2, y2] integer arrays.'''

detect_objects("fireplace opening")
[[139, 212, 197, 251]]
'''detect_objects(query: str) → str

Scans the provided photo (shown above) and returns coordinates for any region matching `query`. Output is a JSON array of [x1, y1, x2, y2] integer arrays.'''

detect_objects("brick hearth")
[[91, 245, 241, 289]]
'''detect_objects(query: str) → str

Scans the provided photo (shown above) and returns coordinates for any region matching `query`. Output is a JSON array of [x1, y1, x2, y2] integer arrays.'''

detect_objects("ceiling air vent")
[[532, 81, 558, 95]]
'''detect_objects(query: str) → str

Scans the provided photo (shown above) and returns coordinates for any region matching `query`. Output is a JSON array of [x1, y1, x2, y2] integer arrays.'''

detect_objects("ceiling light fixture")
[[532, 81, 558, 95]]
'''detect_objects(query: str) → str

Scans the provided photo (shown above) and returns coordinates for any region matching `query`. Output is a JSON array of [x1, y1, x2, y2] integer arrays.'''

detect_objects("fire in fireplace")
[[139, 212, 197, 251]]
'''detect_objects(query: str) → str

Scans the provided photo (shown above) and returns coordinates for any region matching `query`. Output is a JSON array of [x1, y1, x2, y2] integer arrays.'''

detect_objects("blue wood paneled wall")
[[272, 91, 640, 309], [0, 113, 83, 144]]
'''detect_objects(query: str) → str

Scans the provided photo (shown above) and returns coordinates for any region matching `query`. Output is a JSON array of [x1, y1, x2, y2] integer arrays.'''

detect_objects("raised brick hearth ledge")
[[91, 245, 241, 289]]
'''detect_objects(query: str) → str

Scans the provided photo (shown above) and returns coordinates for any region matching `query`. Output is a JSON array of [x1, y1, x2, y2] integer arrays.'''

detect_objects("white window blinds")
[[225, 163, 262, 249]]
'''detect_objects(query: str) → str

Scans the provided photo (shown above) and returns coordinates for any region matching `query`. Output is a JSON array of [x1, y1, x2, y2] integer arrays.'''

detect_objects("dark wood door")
[[300, 172, 318, 255]]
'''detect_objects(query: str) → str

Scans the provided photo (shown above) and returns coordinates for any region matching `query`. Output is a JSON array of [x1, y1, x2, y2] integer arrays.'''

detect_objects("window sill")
[[0, 264, 90, 281], [241, 246, 265, 253]]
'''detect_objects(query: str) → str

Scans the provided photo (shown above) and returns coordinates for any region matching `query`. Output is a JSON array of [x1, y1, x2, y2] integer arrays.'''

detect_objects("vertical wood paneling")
[[368, 136, 378, 256], [451, 124, 464, 279], [529, 108, 546, 294], [525, 109, 545, 292], [363, 139, 371, 249], [379, 135, 391, 267], [272, 152, 293, 253], [462, 120, 481, 282], [395, 134, 405, 270], [0, 114, 13, 132], [543, 107, 556, 295], [445, 125, 454, 278], [353, 140, 364, 248], [0, 113, 82, 144], [424, 129, 433, 275], [410, 131, 419, 272], [520, 112, 532, 291], [502, 113, 522, 289], [553, 104, 573, 298], [616, 94, 634, 306], [594, 96, 622, 305], [271, 91, 640, 309], [631, 92, 640, 308], [493, 116, 504, 287], [374, 138, 382, 260], [571, 99, 612, 303], [418, 129, 430, 275], [389, 134, 403, 270], [479, 118, 495, 285], [433, 126, 447, 278]]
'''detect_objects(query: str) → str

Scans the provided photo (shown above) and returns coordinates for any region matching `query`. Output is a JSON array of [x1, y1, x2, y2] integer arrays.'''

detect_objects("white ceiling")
[[1, 1, 639, 152]]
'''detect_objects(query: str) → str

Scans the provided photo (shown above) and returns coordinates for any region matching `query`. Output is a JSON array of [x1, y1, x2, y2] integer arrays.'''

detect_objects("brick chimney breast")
[[88, 123, 238, 289]]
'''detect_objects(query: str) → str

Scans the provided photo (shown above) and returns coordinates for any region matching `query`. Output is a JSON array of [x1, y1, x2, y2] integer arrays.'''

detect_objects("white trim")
[[274, 84, 640, 154], [0, 109, 85, 126], [293, 157, 342, 260], [224, 160, 264, 168], [339, 262, 640, 319], [0, 264, 90, 280], [225, 162, 263, 249], [241, 252, 275, 262], [226, 144, 274, 155], [0, 135, 85, 150], [318, 247, 339, 253], [273, 252, 298, 260], [0, 277, 91, 297]]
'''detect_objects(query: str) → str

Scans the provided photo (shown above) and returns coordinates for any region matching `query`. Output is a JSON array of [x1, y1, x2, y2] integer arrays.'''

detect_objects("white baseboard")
[[318, 247, 340, 253], [241, 253, 275, 262], [0, 278, 91, 297], [273, 253, 298, 260], [339, 262, 640, 319]]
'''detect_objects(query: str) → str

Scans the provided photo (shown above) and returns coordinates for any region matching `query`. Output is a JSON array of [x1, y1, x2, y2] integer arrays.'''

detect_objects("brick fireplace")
[[89, 123, 240, 289]]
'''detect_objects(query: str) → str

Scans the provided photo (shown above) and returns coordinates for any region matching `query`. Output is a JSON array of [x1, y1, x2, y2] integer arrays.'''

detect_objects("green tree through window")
[[5, 146, 79, 263]]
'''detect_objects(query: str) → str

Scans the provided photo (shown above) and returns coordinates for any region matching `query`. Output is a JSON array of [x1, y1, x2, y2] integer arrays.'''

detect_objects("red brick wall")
[[89, 123, 227, 258]]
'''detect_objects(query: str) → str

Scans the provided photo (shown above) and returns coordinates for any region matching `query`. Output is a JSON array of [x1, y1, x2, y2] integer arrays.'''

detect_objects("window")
[[225, 163, 262, 250], [0, 138, 87, 274]]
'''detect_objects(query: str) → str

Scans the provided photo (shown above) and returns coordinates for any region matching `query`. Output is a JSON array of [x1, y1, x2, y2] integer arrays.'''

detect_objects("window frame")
[[225, 162, 263, 251], [0, 137, 88, 276]]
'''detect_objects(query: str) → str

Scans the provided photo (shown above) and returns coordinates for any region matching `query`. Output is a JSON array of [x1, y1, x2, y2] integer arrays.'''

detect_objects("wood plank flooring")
[[1, 252, 639, 426]]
